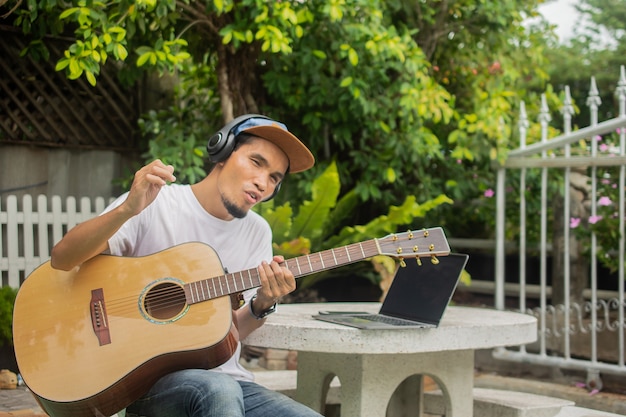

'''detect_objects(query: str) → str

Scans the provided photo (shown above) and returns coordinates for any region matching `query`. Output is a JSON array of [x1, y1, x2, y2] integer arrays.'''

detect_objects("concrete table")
[[243, 303, 537, 417]]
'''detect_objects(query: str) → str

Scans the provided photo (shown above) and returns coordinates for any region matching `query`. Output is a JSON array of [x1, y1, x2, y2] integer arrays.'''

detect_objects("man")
[[50, 115, 323, 417]]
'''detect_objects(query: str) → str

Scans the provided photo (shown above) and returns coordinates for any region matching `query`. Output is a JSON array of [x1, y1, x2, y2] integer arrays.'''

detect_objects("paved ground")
[[1, 373, 624, 417], [0, 386, 45, 416]]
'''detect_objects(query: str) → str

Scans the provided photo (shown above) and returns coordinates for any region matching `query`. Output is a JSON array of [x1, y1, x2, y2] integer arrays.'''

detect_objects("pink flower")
[[570, 217, 581, 228], [589, 215, 603, 224], [484, 189, 494, 198], [598, 196, 612, 206], [599, 143, 609, 152], [594, 135, 602, 141]]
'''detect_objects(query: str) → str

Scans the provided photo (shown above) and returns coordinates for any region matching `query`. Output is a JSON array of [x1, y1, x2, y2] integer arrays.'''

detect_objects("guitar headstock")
[[377, 227, 450, 266]]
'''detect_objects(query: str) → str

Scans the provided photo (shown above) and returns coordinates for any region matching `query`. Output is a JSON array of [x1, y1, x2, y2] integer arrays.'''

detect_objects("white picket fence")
[[0, 194, 111, 288]]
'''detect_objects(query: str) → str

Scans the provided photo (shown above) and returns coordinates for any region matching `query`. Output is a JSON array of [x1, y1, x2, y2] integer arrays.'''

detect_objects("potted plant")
[[0, 285, 18, 373]]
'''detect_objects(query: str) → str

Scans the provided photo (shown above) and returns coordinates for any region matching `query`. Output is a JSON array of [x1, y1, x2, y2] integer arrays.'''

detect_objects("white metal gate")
[[494, 66, 626, 389]]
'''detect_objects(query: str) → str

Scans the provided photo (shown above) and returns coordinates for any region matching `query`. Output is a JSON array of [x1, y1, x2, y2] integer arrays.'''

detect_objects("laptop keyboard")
[[360, 314, 423, 326]]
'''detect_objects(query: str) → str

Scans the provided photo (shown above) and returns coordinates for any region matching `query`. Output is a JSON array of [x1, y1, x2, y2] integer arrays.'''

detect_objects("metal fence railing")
[[493, 66, 626, 389]]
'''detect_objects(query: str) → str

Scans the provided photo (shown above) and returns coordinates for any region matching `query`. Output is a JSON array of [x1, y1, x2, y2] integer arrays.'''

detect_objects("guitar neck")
[[184, 239, 380, 305]]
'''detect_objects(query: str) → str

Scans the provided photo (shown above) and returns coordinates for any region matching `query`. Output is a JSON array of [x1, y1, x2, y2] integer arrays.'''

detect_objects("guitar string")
[[90, 239, 396, 318], [100, 243, 380, 318]]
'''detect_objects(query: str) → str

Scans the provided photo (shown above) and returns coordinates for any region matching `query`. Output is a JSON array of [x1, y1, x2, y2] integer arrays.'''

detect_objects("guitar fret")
[[319, 252, 325, 269], [204, 280, 211, 300], [344, 246, 351, 262], [247, 270, 254, 288], [192, 282, 199, 301], [331, 248, 338, 265], [307, 255, 313, 273], [295, 258, 302, 275], [235, 271, 242, 291], [358, 242, 366, 258], [212, 280, 217, 297], [225, 276, 231, 293], [199, 281, 206, 301]]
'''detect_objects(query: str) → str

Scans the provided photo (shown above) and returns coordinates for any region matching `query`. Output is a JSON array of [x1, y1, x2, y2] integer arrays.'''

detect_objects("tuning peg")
[[400, 258, 406, 267], [431, 255, 439, 265], [416, 257, 422, 266]]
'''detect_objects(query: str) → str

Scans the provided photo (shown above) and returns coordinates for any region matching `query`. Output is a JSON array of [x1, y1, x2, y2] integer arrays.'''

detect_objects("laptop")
[[312, 253, 469, 329]]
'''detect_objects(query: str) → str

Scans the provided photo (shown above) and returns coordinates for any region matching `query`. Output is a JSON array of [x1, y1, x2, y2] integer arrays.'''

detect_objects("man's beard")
[[221, 194, 248, 219]]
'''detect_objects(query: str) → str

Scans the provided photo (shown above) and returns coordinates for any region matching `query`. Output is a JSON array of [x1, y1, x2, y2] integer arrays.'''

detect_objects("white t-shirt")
[[103, 184, 273, 381]]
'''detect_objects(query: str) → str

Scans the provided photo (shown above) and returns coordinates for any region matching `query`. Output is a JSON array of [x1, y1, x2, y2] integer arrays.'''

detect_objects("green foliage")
[[0, 286, 18, 347], [255, 162, 453, 288], [257, 0, 556, 233], [135, 58, 222, 185], [9, 0, 310, 86], [12, 0, 191, 85], [7, 0, 572, 249]]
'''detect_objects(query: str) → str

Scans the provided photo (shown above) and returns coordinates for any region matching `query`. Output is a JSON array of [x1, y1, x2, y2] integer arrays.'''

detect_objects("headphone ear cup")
[[207, 114, 271, 163], [207, 129, 236, 163], [263, 181, 282, 202]]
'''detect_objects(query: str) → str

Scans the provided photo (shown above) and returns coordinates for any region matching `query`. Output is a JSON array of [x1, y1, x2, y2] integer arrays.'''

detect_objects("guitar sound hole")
[[144, 282, 187, 321]]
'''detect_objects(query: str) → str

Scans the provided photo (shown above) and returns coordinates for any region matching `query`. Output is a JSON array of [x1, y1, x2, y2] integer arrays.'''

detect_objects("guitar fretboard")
[[184, 239, 380, 304]]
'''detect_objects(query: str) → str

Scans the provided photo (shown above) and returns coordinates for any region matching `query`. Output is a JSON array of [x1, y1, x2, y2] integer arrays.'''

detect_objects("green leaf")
[[59, 7, 79, 19], [116, 43, 128, 60], [348, 48, 358, 66], [274, 236, 311, 258], [55, 58, 70, 71], [339, 76, 352, 87], [86, 71, 97, 86], [292, 161, 340, 239], [262, 202, 294, 241], [312, 50, 326, 59]]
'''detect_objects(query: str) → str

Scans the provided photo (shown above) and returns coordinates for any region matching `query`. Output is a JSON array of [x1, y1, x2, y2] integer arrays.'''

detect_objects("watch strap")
[[249, 295, 277, 320]]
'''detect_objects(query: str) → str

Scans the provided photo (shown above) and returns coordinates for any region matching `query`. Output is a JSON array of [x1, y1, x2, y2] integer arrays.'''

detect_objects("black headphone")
[[206, 114, 282, 201]]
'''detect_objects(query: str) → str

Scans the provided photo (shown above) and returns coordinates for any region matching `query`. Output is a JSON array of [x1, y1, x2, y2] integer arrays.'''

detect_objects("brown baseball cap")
[[234, 117, 315, 173]]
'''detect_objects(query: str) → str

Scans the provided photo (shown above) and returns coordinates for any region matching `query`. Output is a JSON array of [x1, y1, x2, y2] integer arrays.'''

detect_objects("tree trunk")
[[216, 42, 262, 123]]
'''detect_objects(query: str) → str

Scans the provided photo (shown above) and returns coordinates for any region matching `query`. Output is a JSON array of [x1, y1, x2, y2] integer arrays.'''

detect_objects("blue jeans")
[[125, 369, 324, 417]]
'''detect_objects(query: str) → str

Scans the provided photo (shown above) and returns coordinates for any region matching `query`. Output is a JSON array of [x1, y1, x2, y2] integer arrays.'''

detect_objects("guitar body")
[[13, 243, 238, 417], [12, 228, 451, 417]]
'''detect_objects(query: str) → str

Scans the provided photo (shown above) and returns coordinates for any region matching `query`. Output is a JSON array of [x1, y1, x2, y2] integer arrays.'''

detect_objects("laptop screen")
[[380, 253, 469, 325]]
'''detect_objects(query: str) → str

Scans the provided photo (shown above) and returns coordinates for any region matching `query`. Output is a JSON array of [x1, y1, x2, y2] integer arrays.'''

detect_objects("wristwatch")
[[249, 295, 277, 320]]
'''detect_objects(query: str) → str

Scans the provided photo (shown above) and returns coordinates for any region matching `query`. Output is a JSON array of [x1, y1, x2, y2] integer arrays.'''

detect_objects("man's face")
[[217, 137, 289, 219]]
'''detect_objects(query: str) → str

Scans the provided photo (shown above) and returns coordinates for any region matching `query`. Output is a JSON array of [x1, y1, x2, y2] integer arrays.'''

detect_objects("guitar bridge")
[[90, 288, 111, 346]]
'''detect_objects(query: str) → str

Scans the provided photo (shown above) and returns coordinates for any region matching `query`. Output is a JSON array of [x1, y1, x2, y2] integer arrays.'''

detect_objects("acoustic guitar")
[[12, 228, 449, 417]]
